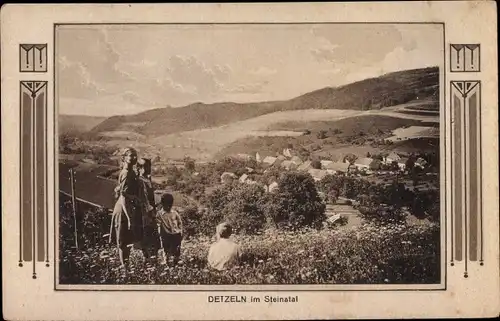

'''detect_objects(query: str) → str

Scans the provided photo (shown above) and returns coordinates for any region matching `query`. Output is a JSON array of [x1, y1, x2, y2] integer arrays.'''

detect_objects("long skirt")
[[109, 196, 140, 249]]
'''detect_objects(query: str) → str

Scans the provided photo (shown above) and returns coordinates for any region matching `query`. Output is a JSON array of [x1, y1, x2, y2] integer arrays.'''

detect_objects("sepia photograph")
[[2, 2, 499, 320], [56, 23, 443, 287]]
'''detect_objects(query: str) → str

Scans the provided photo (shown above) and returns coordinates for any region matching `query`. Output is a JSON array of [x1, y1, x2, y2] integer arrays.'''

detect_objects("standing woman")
[[110, 148, 141, 269], [137, 158, 160, 263]]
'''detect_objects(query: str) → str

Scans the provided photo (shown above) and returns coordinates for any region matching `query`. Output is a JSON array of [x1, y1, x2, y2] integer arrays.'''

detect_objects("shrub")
[[180, 205, 202, 238], [311, 160, 322, 169], [264, 172, 326, 229], [223, 184, 267, 234], [204, 182, 267, 235]]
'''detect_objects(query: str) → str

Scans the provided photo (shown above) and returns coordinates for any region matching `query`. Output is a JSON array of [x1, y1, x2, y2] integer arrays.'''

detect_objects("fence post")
[[69, 168, 79, 249]]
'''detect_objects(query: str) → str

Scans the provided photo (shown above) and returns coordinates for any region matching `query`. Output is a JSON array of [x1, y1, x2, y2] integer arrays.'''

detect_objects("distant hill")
[[216, 115, 439, 160], [59, 115, 106, 135], [90, 67, 439, 138]]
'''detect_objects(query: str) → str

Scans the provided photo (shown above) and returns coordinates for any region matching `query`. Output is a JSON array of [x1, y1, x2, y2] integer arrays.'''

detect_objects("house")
[[323, 161, 350, 174], [290, 156, 303, 166], [268, 181, 279, 193], [280, 160, 298, 171], [354, 157, 374, 170], [239, 173, 249, 183], [320, 160, 334, 168], [415, 157, 428, 168], [275, 155, 286, 167], [308, 169, 328, 181], [398, 157, 409, 170], [235, 153, 253, 161], [256, 152, 262, 163], [384, 152, 401, 164], [220, 172, 237, 184], [262, 156, 277, 166], [297, 160, 312, 171], [81, 158, 97, 164]]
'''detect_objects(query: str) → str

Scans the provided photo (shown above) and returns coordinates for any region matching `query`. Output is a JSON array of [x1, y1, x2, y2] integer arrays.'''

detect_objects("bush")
[[180, 205, 203, 238], [204, 182, 267, 235], [264, 172, 326, 229], [311, 160, 322, 169], [223, 184, 267, 234]]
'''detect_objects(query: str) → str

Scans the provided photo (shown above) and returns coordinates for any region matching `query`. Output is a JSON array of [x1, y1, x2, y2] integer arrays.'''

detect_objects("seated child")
[[207, 222, 241, 271], [156, 193, 183, 265]]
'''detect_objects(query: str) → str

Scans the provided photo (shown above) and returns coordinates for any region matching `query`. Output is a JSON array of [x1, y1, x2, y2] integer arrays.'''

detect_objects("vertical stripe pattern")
[[21, 88, 33, 262], [452, 91, 463, 261], [450, 81, 482, 275], [19, 81, 48, 271]]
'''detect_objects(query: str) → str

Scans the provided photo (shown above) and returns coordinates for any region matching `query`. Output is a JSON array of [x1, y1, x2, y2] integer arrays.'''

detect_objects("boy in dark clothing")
[[156, 193, 183, 265]]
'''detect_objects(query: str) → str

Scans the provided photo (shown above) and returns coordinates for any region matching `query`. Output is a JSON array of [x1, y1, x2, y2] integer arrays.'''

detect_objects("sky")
[[57, 24, 443, 117]]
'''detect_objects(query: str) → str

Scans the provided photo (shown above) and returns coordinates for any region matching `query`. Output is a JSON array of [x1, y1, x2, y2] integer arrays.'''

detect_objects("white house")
[[354, 157, 374, 170], [280, 160, 298, 171], [236, 153, 253, 161], [239, 173, 249, 183], [283, 148, 293, 158], [308, 169, 328, 181], [415, 157, 428, 168], [268, 181, 279, 193], [290, 156, 303, 166], [320, 160, 334, 168], [297, 160, 312, 171], [384, 152, 401, 164], [262, 156, 277, 166], [398, 157, 409, 170], [221, 172, 237, 184], [323, 161, 350, 174]]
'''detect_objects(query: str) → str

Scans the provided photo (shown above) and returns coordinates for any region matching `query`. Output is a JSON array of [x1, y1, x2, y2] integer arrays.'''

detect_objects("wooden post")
[[69, 168, 79, 249]]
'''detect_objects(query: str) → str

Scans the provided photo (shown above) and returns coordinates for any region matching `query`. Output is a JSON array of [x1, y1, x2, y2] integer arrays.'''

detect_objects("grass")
[[59, 203, 440, 285]]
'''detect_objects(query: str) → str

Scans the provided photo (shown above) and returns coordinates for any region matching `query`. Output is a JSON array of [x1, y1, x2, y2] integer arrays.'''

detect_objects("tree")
[[369, 159, 382, 170], [265, 172, 326, 228], [183, 156, 196, 172], [311, 159, 322, 169], [405, 157, 416, 173], [317, 130, 328, 139], [343, 153, 358, 164], [205, 182, 267, 234]]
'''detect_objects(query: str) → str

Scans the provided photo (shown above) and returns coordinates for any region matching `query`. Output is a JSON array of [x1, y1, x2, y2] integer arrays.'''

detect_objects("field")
[[59, 201, 440, 285]]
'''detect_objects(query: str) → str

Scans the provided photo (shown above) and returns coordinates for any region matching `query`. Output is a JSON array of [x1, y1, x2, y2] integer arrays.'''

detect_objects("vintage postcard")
[[1, 2, 499, 320]]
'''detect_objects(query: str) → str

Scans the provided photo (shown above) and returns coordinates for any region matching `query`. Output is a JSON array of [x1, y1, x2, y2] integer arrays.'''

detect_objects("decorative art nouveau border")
[[16, 23, 486, 290], [450, 80, 483, 277], [19, 80, 50, 279]]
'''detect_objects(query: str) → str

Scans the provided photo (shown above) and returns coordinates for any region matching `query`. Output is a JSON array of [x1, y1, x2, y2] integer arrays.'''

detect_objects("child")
[[137, 158, 160, 263], [207, 222, 242, 271], [156, 193, 183, 265]]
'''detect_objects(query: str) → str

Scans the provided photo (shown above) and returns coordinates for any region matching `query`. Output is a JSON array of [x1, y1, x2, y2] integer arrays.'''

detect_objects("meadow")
[[59, 198, 440, 285]]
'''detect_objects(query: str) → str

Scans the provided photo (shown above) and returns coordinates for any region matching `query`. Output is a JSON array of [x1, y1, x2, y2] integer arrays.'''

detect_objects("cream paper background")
[[1, 2, 498, 319]]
